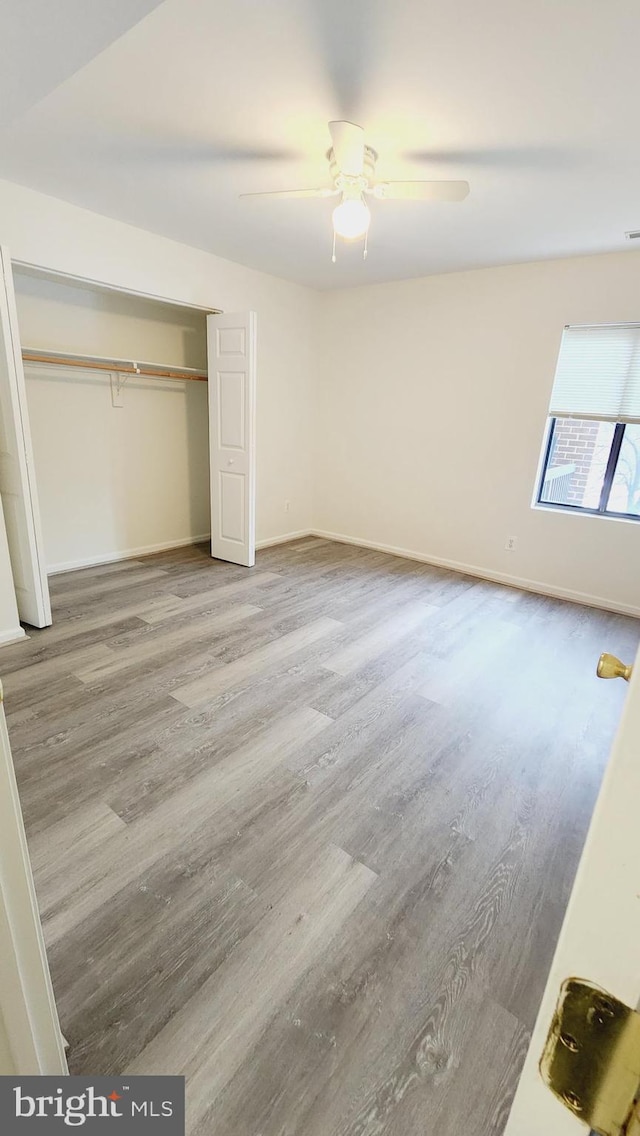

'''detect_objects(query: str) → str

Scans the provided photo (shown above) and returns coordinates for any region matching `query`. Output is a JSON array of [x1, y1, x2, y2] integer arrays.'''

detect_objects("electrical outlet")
[[284, 500, 290, 513], [505, 536, 517, 551]]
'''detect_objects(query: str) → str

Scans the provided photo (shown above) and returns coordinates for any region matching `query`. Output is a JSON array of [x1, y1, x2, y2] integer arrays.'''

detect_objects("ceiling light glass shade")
[[332, 197, 371, 239]]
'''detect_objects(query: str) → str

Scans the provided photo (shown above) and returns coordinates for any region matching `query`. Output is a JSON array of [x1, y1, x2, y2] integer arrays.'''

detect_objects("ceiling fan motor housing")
[[327, 145, 378, 190]]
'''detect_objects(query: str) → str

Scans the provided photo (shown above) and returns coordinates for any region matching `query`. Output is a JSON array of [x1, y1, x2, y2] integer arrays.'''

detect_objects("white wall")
[[14, 269, 208, 367], [14, 272, 210, 570], [23, 364, 211, 572], [316, 251, 640, 616]]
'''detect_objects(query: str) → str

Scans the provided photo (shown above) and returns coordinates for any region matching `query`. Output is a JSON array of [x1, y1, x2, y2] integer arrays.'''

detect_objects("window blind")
[[549, 324, 640, 423]]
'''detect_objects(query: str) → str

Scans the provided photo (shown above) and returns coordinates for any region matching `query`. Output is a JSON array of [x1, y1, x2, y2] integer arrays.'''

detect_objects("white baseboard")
[[256, 529, 313, 550], [47, 534, 211, 575], [44, 524, 639, 620], [48, 530, 314, 574], [0, 626, 27, 647], [312, 529, 640, 620]]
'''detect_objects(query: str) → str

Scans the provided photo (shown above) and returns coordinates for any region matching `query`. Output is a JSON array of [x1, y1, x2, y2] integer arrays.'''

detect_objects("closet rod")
[[21, 350, 208, 382]]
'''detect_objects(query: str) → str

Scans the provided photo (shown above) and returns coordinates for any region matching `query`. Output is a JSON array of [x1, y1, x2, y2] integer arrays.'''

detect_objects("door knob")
[[597, 652, 633, 682]]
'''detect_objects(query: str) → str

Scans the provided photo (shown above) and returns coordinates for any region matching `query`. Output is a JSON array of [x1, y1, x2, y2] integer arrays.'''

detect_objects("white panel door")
[[0, 247, 51, 628], [505, 646, 640, 1134], [207, 311, 256, 567]]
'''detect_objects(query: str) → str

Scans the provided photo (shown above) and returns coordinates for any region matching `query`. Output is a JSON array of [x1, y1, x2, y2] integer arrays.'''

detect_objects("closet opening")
[[13, 266, 213, 581]]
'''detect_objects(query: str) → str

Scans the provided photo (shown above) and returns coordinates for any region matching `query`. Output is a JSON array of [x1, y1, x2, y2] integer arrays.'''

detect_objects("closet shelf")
[[21, 347, 208, 382]]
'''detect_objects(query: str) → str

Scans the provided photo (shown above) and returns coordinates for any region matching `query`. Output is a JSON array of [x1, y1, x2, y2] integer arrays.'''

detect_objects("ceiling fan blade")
[[328, 120, 365, 176], [240, 187, 338, 200], [371, 180, 470, 202]]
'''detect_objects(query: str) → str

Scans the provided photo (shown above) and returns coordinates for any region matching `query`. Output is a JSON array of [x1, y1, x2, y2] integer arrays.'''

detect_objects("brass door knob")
[[597, 653, 633, 682]]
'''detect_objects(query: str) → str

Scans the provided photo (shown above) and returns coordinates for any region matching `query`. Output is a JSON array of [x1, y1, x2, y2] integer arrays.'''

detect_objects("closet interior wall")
[[13, 269, 210, 572]]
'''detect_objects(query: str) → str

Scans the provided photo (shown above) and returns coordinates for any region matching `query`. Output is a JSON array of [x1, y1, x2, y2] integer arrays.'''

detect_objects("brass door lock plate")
[[540, 978, 640, 1134]]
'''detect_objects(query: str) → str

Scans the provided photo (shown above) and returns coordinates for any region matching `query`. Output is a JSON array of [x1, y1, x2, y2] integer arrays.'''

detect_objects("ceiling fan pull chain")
[[331, 229, 337, 263], [363, 229, 368, 261]]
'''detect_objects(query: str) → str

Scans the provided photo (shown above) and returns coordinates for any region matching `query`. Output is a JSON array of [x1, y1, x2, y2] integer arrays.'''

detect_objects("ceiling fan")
[[241, 120, 470, 261]]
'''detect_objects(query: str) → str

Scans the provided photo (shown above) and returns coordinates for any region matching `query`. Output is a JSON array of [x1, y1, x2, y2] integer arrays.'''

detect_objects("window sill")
[[532, 502, 640, 526]]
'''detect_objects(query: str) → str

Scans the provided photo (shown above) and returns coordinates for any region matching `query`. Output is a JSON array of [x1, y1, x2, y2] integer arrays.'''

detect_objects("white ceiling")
[[1, 0, 640, 290], [0, 0, 165, 128]]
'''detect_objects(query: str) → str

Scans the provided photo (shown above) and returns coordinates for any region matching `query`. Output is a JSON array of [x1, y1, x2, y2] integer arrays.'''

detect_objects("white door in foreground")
[[505, 647, 640, 1135], [0, 247, 51, 627], [207, 312, 256, 567], [0, 687, 66, 1073]]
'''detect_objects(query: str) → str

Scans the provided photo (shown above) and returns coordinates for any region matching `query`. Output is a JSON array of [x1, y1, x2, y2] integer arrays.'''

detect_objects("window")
[[536, 325, 640, 521]]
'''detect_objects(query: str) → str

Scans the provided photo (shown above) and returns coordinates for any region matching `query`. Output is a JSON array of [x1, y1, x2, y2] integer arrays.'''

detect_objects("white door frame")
[[11, 259, 221, 315], [0, 685, 67, 1074], [0, 247, 51, 628], [2, 258, 245, 595]]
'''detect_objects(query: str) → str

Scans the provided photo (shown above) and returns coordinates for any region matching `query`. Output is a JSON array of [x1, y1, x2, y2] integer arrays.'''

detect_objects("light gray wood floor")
[[2, 538, 638, 1135]]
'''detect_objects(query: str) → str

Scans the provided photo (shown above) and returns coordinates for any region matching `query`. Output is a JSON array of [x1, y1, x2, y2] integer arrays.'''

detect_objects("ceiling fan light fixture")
[[332, 196, 371, 240], [240, 121, 470, 264]]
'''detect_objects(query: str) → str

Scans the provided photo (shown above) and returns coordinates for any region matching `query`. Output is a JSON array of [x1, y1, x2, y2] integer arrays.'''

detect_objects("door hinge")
[[540, 978, 640, 1135]]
